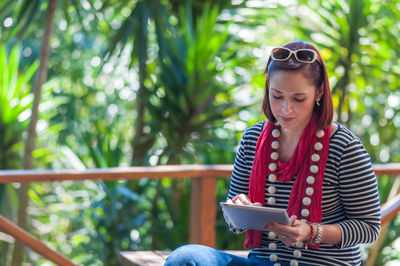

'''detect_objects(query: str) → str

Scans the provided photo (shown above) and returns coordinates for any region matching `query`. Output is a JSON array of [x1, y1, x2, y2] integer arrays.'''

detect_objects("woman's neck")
[[280, 124, 306, 144], [278, 125, 307, 162]]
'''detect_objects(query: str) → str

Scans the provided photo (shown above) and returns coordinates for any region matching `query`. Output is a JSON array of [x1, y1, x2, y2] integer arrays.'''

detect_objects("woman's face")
[[269, 70, 322, 132]]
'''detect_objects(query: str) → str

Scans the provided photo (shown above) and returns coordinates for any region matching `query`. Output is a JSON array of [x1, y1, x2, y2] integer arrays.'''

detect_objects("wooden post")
[[189, 176, 217, 247]]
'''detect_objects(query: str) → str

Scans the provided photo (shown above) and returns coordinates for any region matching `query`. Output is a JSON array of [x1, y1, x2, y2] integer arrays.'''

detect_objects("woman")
[[165, 41, 381, 266]]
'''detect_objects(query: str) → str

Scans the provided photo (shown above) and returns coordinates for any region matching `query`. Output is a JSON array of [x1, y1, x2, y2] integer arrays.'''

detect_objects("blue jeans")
[[165, 244, 275, 266]]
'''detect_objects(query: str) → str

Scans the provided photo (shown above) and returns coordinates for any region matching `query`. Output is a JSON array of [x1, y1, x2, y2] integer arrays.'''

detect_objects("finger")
[[279, 235, 292, 246], [289, 215, 297, 226], [231, 195, 239, 203], [263, 222, 279, 230], [232, 194, 244, 205], [269, 226, 293, 241], [232, 195, 245, 205], [283, 239, 296, 247], [238, 194, 252, 205], [278, 234, 296, 246]]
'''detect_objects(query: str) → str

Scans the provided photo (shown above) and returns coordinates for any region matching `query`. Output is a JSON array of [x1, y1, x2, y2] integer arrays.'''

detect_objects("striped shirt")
[[227, 122, 381, 266]]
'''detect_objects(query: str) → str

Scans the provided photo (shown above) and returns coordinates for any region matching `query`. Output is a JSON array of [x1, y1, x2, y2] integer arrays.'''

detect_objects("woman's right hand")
[[227, 194, 262, 206]]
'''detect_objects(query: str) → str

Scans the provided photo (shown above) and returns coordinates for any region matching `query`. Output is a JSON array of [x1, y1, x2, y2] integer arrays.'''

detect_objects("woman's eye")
[[272, 95, 282, 100], [294, 98, 305, 102]]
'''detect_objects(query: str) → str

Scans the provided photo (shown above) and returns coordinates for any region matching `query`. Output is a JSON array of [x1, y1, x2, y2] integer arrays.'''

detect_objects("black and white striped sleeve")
[[227, 131, 253, 200], [336, 138, 381, 248], [223, 131, 253, 233]]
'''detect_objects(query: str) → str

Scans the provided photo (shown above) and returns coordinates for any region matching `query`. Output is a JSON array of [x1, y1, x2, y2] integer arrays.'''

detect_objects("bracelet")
[[311, 223, 323, 245], [305, 221, 314, 250]]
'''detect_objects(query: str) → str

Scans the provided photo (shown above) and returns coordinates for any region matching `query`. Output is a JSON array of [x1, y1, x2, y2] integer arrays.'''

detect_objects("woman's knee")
[[165, 244, 216, 266]]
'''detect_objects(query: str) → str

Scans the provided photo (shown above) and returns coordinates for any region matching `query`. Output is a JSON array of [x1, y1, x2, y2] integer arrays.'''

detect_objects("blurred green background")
[[0, 0, 399, 265]]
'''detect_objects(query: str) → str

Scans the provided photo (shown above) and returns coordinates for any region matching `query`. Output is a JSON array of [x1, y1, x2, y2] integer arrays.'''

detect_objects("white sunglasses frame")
[[271, 47, 320, 64]]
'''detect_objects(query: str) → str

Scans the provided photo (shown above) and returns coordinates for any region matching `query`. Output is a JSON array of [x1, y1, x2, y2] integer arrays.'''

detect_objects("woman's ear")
[[316, 85, 324, 100]]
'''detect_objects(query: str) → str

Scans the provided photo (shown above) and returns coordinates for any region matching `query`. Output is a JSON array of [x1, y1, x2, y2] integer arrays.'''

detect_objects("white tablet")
[[220, 202, 290, 231]]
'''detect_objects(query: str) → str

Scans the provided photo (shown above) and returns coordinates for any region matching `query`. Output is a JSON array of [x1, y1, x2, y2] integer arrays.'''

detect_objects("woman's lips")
[[280, 116, 295, 122]]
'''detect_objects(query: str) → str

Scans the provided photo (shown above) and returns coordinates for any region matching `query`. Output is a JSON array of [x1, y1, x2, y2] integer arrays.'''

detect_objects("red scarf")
[[244, 114, 330, 249]]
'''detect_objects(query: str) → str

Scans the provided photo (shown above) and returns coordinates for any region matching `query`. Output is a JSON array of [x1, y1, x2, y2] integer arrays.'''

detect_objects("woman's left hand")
[[264, 215, 312, 247]]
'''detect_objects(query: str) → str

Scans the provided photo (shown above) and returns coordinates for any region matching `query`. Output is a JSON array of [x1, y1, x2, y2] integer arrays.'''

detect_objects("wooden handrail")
[[373, 163, 400, 175], [381, 193, 400, 226], [0, 164, 233, 183], [1, 163, 399, 183], [0, 215, 75, 265], [0, 163, 399, 264]]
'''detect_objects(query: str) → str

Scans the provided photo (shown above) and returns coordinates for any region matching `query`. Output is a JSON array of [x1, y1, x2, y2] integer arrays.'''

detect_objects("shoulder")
[[330, 122, 363, 146], [238, 121, 266, 152], [329, 122, 370, 159], [242, 121, 265, 140]]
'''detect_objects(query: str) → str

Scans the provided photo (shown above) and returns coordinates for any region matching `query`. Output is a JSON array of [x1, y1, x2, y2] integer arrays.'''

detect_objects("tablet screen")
[[220, 202, 290, 231]]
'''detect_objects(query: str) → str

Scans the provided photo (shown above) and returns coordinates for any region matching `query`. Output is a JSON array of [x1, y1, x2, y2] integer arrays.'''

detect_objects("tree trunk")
[[337, 61, 351, 127], [12, 0, 57, 265], [130, 25, 156, 166]]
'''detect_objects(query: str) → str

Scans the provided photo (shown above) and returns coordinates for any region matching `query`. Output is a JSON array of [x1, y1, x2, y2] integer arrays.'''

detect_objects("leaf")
[[116, 186, 141, 202], [103, 2, 142, 60], [14, 0, 42, 39]]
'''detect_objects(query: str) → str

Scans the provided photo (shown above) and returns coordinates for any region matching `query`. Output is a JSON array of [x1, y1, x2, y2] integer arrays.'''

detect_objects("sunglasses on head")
[[271, 47, 321, 64]]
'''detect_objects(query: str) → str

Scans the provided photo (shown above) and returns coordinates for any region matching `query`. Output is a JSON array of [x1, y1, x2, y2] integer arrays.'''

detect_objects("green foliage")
[[0, 45, 38, 169], [380, 215, 400, 264], [0, 43, 38, 265], [294, 0, 400, 163], [71, 123, 139, 265], [82, 181, 145, 265], [0, 42, 37, 234], [148, 2, 246, 163]]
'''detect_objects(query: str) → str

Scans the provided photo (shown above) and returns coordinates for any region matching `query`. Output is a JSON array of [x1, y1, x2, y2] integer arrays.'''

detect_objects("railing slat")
[[189, 178, 201, 243], [200, 177, 217, 246]]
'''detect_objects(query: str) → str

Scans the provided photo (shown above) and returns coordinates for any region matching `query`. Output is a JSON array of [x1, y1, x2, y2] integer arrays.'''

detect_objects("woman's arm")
[[227, 124, 263, 200], [334, 138, 381, 248], [224, 123, 264, 232], [227, 134, 251, 199], [265, 137, 381, 248], [264, 217, 342, 247], [319, 224, 341, 245], [224, 130, 251, 233]]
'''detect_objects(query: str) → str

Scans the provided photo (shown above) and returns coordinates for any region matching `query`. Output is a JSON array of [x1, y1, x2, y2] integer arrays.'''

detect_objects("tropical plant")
[[103, 0, 237, 166], [71, 121, 140, 265], [0, 44, 38, 265], [11, 1, 58, 264], [99, 0, 255, 252], [0, 45, 38, 169]]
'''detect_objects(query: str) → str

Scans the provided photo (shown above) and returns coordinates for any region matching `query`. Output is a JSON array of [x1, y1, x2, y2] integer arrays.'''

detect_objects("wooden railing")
[[0, 163, 400, 265]]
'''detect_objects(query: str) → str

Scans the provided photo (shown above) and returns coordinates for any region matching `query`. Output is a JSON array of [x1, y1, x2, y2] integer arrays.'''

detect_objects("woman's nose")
[[281, 99, 293, 113]]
